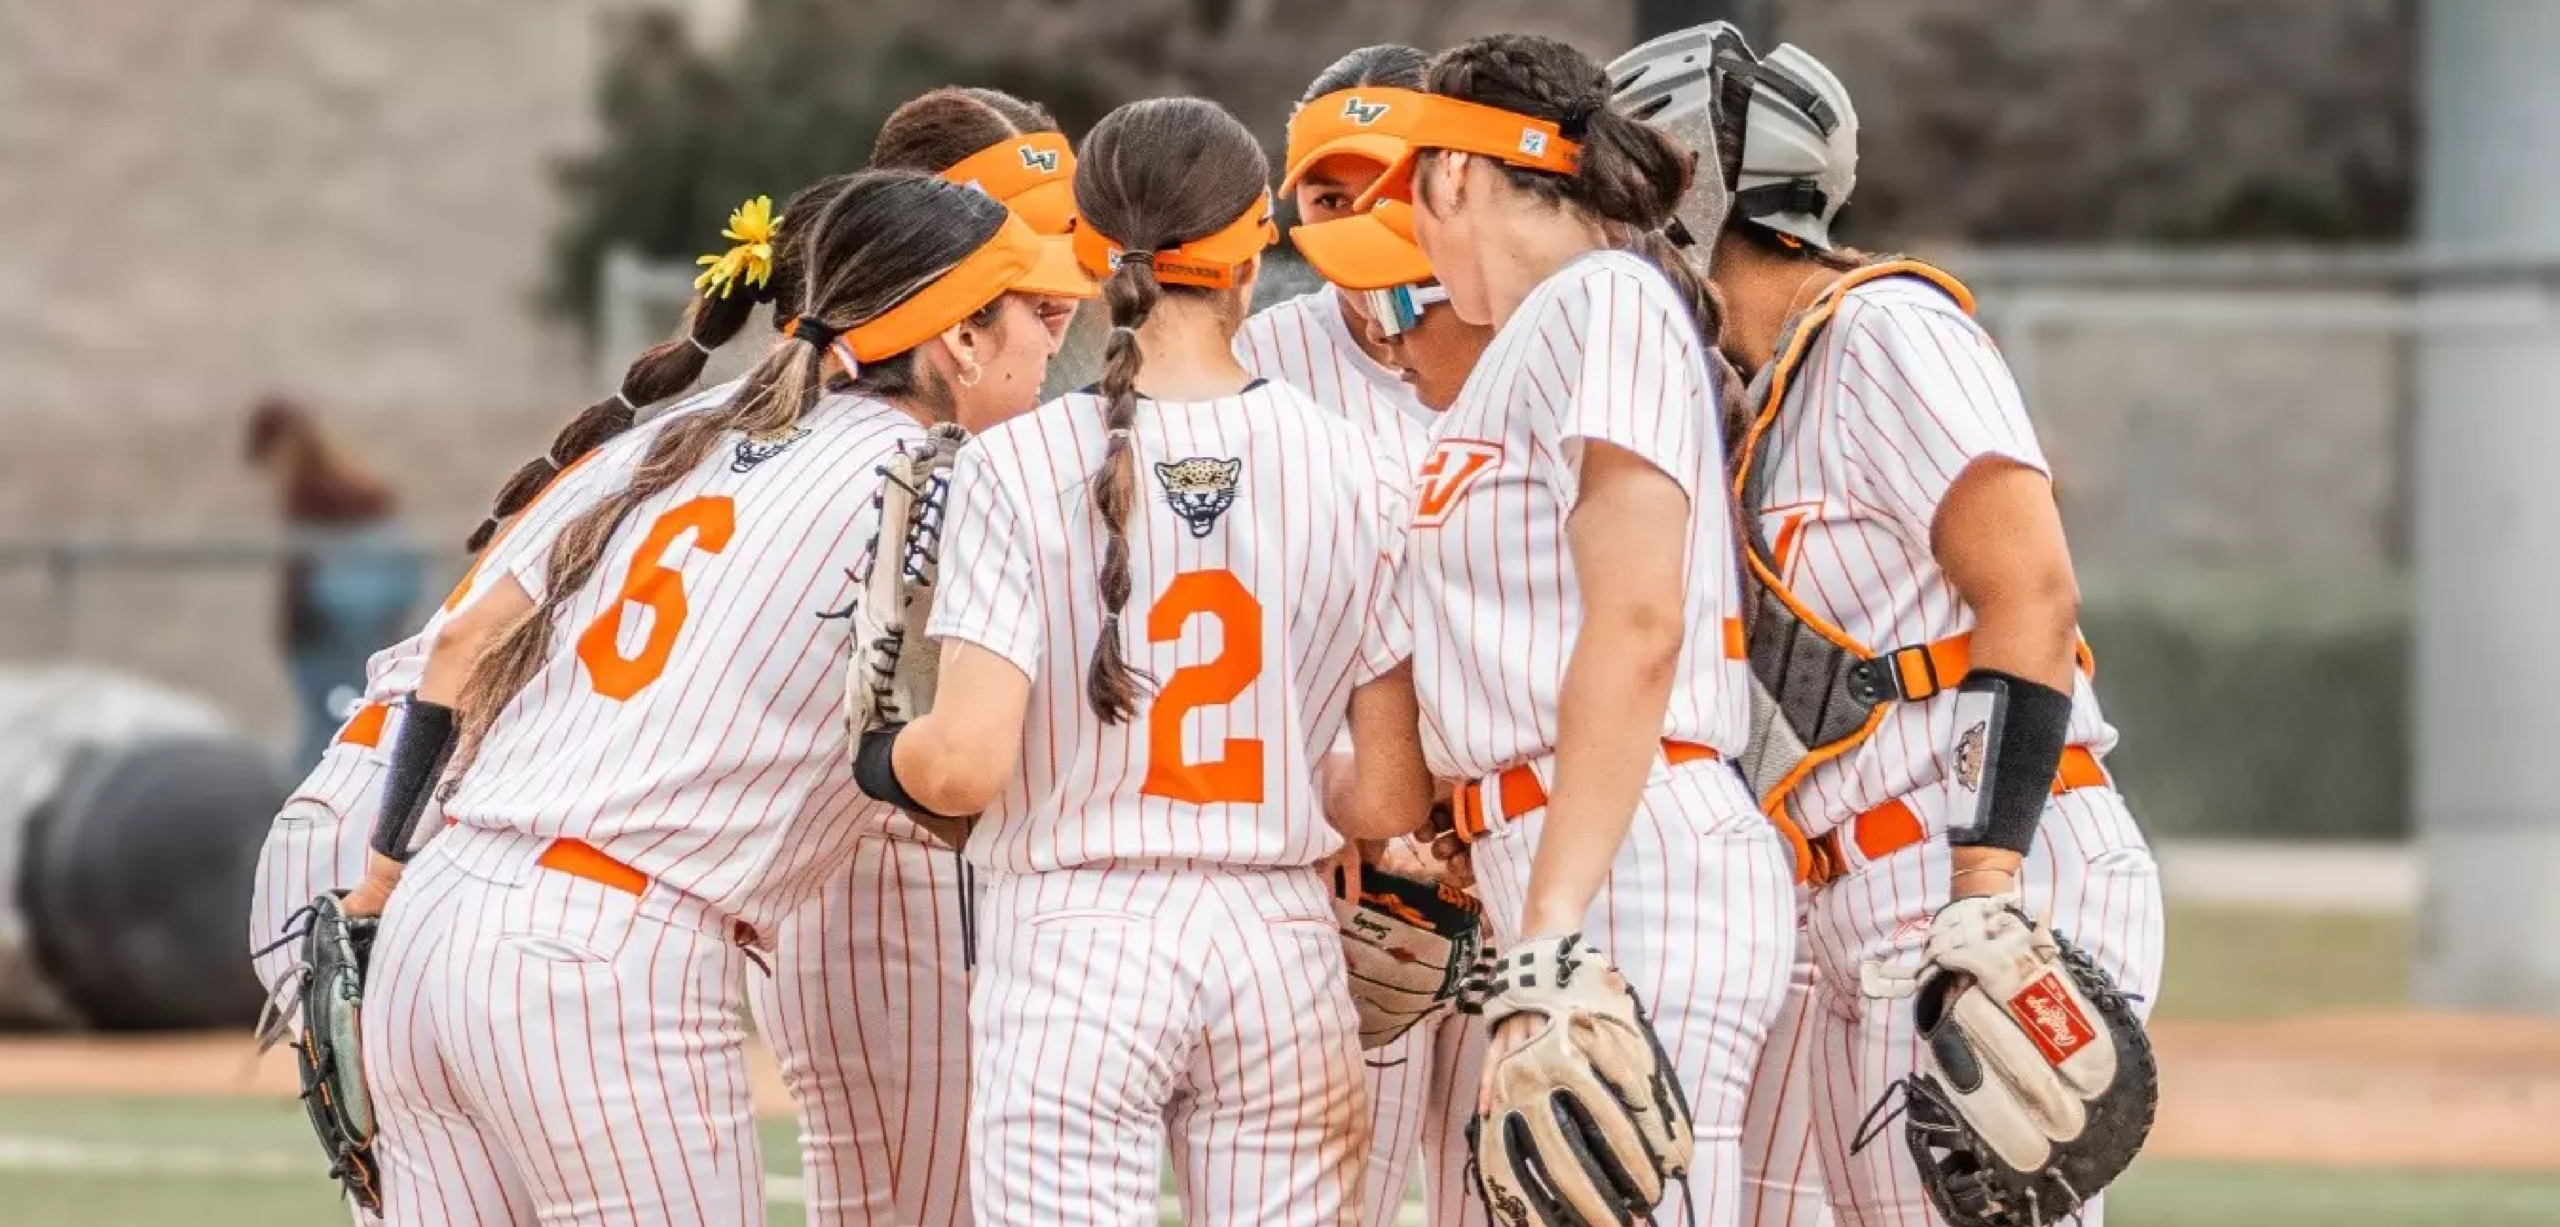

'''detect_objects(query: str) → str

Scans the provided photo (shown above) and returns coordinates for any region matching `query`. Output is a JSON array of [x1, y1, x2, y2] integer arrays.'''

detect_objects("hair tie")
[[612, 389, 640, 412], [1117, 250, 1156, 268], [694, 195, 783, 299], [685, 332, 716, 357], [1107, 427, 1133, 442], [785, 315, 843, 351], [1556, 97, 1601, 140]]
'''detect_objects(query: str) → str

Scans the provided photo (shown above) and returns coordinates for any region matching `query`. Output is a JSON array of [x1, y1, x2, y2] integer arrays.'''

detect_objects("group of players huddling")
[[249, 22, 2164, 1227]]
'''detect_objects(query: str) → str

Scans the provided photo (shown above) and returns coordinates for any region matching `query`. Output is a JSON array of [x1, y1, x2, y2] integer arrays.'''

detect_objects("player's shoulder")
[[1524, 250, 1697, 341], [1834, 272, 1983, 343], [1235, 290, 1330, 351]]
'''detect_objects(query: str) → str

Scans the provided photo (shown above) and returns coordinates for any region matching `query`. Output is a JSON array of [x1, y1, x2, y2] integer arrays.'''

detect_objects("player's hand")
[[338, 852, 406, 919]]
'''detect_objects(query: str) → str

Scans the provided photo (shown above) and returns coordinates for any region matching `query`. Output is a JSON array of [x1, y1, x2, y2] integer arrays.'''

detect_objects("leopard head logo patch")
[[1955, 720, 1988, 791], [1155, 457, 1242, 538]]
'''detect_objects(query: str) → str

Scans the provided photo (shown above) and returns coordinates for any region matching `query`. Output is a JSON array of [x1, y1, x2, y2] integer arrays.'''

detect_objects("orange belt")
[[1447, 739, 1721, 846], [1802, 745, 2107, 888], [536, 838, 650, 896], [334, 702, 391, 749]]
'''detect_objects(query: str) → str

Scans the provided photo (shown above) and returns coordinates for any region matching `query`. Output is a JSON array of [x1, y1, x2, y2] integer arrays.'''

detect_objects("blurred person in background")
[[244, 396, 422, 773]]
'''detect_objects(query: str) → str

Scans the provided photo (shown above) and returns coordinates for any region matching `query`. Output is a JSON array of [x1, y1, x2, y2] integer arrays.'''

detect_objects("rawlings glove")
[[1859, 895, 2159, 1227], [843, 423, 970, 846], [1328, 853, 1483, 1049], [253, 893, 382, 1213], [1472, 934, 1695, 1227]]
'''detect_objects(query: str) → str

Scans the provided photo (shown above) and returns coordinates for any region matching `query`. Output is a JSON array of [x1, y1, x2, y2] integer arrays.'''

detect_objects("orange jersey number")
[[574, 496, 738, 699], [1141, 569, 1265, 805]]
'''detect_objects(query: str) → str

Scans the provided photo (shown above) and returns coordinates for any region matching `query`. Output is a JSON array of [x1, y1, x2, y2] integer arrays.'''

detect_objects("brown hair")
[[1303, 44, 1428, 99], [448, 171, 1013, 771], [1070, 97, 1267, 723], [871, 86, 1058, 173], [462, 173, 862, 552], [1420, 35, 1723, 348]]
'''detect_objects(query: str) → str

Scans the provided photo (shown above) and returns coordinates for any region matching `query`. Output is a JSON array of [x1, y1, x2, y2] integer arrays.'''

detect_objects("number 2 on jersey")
[[1141, 570, 1265, 805], [576, 496, 737, 699]]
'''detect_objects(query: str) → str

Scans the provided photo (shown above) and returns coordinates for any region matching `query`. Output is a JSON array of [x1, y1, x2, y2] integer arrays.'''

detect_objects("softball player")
[[1234, 45, 1490, 1227], [245, 168, 863, 997], [339, 171, 1059, 1227], [1369, 34, 1799, 1225], [743, 83, 1096, 1227], [852, 96, 1432, 1227], [1648, 33, 2166, 1227]]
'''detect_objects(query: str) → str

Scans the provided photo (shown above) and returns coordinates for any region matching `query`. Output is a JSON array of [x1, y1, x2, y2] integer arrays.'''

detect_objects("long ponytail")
[[446, 171, 1010, 778], [1084, 253, 1161, 723], [463, 175, 861, 552]]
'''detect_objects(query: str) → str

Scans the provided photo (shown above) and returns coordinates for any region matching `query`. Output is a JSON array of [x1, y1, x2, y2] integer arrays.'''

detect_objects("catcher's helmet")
[[1609, 26, 1858, 251]]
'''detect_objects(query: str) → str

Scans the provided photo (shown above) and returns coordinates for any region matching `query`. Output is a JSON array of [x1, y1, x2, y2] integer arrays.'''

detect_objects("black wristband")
[[370, 699, 458, 863], [1944, 669, 2073, 855], [853, 724, 964, 821]]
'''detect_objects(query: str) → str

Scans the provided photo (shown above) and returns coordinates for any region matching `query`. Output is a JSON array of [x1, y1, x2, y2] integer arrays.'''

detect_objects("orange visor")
[[842, 212, 1044, 362], [940, 132, 1096, 300], [1293, 199, 1432, 291], [1073, 192, 1277, 290], [1284, 88, 1430, 189], [1353, 94, 1581, 209]]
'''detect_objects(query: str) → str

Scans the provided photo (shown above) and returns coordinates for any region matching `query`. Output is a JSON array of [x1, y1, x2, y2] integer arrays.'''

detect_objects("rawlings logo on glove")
[[1859, 895, 2158, 1227]]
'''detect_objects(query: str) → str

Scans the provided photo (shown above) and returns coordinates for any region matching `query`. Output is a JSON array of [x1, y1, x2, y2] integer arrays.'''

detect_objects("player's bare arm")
[[1323, 661, 1433, 840], [340, 573, 533, 917], [1932, 459, 2083, 898], [1517, 441, 1690, 940], [889, 638, 1033, 819]]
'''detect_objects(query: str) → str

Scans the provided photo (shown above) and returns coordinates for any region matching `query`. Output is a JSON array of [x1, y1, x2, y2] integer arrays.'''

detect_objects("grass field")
[[3, 903, 2551, 1226]]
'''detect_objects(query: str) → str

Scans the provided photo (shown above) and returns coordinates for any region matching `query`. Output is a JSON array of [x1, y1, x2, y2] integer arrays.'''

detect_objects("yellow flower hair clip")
[[693, 195, 783, 298]]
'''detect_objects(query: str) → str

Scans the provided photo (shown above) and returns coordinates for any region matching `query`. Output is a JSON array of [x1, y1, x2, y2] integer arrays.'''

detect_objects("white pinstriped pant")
[[970, 863, 1372, 1227], [1801, 787, 2164, 1227], [1741, 939, 1836, 1227], [1357, 1005, 1489, 1227], [748, 828, 974, 1227], [364, 825, 764, 1227], [1468, 760, 1800, 1227]]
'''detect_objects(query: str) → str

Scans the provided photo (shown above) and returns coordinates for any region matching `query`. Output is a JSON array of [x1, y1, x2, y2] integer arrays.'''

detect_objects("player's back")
[[932, 380, 1409, 873], [444, 392, 922, 926]]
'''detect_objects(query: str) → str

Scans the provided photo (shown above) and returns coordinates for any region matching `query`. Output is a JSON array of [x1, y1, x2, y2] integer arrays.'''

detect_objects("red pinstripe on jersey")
[[1746, 279, 2114, 837], [439, 391, 913, 935], [1234, 289, 1436, 467], [1404, 251, 1750, 780], [928, 382, 1412, 871]]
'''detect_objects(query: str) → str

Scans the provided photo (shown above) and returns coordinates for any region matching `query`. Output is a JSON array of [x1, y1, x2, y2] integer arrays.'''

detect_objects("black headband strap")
[[785, 316, 842, 350]]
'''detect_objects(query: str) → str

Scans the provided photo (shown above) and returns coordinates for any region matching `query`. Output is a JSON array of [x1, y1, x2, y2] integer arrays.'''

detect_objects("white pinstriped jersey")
[[1234, 290, 1436, 469], [929, 383, 1412, 872], [1751, 275, 2115, 836], [441, 391, 915, 930], [353, 381, 745, 725], [1405, 250, 1750, 781]]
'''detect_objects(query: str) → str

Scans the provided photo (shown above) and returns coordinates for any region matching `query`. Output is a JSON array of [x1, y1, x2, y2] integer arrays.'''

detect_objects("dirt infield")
[[2, 1013, 2555, 1173]]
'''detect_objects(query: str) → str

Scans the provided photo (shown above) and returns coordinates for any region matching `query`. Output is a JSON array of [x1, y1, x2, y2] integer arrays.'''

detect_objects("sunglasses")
[[1359, 283, 1451, 338]]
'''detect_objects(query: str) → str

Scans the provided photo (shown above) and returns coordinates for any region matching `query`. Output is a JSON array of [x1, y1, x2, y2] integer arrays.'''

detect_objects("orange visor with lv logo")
[[1284, 87, 1431, 189], [940, 131, 1096, 300], [1073, 192, 1277, 290], [1353, 94, 1582, 210]]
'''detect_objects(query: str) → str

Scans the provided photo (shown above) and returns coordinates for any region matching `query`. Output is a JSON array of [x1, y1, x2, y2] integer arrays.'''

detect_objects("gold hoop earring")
[[958, 357, 983, 388]]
